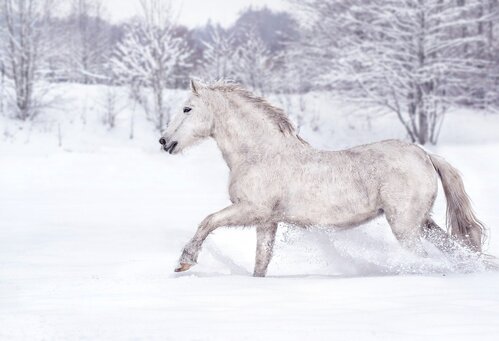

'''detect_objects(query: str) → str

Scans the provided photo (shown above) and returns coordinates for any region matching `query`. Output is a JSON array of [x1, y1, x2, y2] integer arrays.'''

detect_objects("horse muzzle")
[[159, 136, 179, 154], [163, 141, 178, 154]]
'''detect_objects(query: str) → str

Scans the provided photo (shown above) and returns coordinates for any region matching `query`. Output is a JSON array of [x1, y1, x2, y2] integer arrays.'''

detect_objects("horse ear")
[[190, 79, 199, 96]]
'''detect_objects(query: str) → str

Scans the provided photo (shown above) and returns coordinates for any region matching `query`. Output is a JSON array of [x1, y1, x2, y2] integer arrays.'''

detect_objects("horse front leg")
[[174, 204, 265, 272], [253, 222, 278, 277]]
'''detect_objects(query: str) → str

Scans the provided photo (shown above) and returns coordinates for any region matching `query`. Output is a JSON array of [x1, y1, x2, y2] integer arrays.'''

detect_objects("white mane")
[[202, 80, 297, 136]]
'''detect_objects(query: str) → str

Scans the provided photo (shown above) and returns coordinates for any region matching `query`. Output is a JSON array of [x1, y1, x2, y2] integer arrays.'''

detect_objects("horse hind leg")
[[422, 218, 456, 253]]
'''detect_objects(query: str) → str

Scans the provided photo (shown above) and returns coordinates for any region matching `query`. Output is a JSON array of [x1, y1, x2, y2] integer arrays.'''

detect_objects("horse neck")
[[211, 99, 300, 171]]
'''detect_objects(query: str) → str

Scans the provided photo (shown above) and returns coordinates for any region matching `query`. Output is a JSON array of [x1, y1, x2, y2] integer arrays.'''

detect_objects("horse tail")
[[428, 154, 485, 252]]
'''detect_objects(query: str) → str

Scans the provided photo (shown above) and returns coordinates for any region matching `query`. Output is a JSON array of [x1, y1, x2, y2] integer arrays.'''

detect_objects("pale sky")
[[103, 0, 289, 28]]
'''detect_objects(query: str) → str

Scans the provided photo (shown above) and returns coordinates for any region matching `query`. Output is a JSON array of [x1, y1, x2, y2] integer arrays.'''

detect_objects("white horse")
[[160, 80, 485, 277]]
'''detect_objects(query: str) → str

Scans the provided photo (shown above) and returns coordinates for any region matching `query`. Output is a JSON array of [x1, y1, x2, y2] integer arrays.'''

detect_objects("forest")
[[1, 0, 498, 144]]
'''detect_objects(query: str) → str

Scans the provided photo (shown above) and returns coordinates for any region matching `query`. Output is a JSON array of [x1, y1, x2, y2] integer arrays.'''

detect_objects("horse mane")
[[203, 80, 297, 136]]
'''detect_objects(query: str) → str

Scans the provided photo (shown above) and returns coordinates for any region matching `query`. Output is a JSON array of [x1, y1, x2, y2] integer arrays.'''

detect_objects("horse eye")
[[183, 107, 192, 113]]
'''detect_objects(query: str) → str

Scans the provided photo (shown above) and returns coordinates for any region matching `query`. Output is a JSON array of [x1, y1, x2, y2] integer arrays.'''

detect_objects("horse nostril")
[[159, 138, 166, 145]]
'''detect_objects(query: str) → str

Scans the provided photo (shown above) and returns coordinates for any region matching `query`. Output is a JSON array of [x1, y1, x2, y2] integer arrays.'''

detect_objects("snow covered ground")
[[1, 85, 499, 340]]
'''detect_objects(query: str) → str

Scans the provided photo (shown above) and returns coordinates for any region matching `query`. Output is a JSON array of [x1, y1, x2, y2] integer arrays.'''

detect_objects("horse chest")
[[227, 166, 283, 204]]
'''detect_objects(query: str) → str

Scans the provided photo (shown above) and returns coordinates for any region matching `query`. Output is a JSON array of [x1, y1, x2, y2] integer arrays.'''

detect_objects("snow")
[[1, 84, 499, 340]]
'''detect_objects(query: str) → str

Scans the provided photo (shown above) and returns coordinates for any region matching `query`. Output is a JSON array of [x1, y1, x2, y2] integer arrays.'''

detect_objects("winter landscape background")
[[1, 0, 499, 340]]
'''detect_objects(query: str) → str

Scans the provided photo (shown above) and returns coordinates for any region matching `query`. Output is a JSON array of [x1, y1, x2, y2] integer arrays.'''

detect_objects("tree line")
[[1, 0, 498, 144]]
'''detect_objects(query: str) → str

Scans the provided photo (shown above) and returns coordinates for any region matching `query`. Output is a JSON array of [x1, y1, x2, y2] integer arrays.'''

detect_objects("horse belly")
[[284, 178, 380, 227]]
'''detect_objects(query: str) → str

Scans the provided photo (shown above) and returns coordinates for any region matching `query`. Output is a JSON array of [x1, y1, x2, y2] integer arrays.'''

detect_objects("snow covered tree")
[[0, 16, 6, 116], [232, 28, 277, 96], [200, 25, 234, 81], [481, 0, 499, 108], [297, 0, 493, 144], [110, 0, 192, 130], [1, 0, 55, 120]]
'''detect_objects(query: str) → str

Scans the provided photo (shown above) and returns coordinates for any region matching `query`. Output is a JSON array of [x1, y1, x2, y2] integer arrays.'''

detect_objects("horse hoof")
[[174, 263, 193, 272]]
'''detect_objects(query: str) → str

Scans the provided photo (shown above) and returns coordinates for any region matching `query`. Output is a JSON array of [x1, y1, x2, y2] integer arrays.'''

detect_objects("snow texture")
[[1, 84, 499, 340]]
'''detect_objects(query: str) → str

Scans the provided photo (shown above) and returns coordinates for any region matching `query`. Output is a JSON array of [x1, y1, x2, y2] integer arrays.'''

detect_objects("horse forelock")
[[199, 80, 297, 136]]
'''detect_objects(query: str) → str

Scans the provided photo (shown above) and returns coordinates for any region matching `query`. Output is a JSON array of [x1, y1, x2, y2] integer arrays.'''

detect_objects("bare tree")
[[0, 61, 6, 117], [67, 0, 110, 83], [1, 0, 54, 120], [110, 0, 192, 130], [101, 87, 126, 129]]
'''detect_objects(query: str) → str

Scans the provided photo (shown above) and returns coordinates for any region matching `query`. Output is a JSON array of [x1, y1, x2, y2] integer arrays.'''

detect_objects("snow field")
[[1, 84, 499, 340]]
